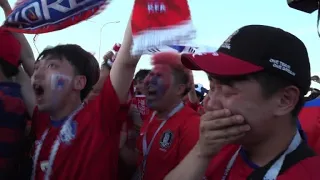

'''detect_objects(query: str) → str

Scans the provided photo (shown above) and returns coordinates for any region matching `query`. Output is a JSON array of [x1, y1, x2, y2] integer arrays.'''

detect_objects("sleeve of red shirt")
[[177, 110, 200, 162], [299, 108, 320, 154]]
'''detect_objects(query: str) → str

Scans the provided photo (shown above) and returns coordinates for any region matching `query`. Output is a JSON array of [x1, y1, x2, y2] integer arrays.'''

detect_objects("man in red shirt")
[[297, 79, 320, 154], [299, 97, 320, 154], [121, 52, 200, 180], [134, 69, 151, 96], [184, 83, 207, 115], [130, 69, 152, 125], [183, 71, 203, 114], [16, 21, 140, 179], [165, 25, 320, 180], [0, 26, 29, 180]]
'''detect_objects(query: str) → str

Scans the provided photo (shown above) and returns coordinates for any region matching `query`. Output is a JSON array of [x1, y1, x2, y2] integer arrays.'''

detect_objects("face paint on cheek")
[[156, 77, 168, 97], [153, 65, 171, 94], [51, 73, 72, 91]]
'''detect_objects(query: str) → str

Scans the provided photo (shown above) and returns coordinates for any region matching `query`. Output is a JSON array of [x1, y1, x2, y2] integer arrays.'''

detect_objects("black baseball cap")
[[181, 25, 311, 95]]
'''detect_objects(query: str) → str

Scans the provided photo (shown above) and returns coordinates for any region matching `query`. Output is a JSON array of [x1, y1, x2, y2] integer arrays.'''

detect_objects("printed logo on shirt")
[[40, 161, 49, 172], [60, 120, 78, 144], [159, 130, 174, 150]]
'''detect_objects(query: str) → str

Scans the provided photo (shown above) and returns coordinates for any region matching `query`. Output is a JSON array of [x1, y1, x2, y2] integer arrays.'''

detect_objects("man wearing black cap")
[[164, 25, 320, 180]]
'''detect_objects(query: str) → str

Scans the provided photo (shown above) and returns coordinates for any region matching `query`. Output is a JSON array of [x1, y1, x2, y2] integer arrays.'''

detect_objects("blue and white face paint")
[[51, 73, 72, 91], [144, 64, 172, 108], [50, 73, 72, 106]]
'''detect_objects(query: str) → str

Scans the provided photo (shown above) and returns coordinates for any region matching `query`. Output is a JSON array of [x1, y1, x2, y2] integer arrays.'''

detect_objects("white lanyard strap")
[[31, 103, 84, 180], [142, 112, 159, 158], [222, 130, 302, 180], [141, 102, 184, 177]]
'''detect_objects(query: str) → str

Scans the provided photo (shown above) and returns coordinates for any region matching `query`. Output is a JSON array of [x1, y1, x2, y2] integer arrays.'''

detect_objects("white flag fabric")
[[145, 45, 217, 55]]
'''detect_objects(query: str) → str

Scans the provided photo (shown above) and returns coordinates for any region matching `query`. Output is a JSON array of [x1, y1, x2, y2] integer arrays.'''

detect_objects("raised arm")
[[0, 0, 36, 117], [110, 19, 140, 103], [0, 0, 35, 76], [84, 51, 113, 103], [16, 67, 35, 117]]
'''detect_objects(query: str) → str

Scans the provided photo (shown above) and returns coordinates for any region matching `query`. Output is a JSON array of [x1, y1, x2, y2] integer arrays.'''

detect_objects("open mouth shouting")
[[146, 86, 158, 101], [33, 83, 45, 103]]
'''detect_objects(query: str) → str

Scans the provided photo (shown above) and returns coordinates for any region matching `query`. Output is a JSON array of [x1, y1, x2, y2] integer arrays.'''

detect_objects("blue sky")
[[1, 0, 320, 88]]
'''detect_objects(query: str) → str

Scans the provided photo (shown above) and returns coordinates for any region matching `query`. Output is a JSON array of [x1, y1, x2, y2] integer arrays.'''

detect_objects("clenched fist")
[[103, 51, 114, 61], [198, 109, 250, 158]]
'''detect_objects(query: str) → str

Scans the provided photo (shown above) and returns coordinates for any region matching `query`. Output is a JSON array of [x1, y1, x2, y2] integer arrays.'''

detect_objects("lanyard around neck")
[[31, 103, 84, 180], [141, 102, 184, 177], [222, 130, 302, 180]]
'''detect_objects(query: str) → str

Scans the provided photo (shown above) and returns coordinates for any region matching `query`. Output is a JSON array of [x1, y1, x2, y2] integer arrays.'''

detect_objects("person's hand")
[[198, 109, 250, 158], [197, 106, 205, 115], [103, 51, 114, 61], [202, 95, 209, 111]]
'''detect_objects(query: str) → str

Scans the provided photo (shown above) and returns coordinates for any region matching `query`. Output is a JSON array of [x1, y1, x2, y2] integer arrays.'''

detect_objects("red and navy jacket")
[[0, 82, 28, 180]]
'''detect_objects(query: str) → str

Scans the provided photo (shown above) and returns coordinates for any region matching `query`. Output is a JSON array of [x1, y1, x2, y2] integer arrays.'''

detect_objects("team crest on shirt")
[[60, 120, 78, 144], [40, 161, 49, 172], [159, 130, 174, 150]]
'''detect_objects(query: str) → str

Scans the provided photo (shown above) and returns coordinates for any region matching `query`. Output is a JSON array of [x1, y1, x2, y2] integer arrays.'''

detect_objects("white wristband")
[[107, 59, 113, 67]]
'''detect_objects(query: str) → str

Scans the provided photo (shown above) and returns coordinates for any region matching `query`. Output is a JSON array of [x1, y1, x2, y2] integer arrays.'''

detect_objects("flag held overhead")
[[146, 45, 198, 54], [2, 0, 111, 34], [131, 0, 196, 55]]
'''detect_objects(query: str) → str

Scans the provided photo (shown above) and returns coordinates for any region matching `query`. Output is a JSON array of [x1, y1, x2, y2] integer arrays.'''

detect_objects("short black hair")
[[0, 58, 19, 78], [134, 69, 151, 81], [211, 71, 305, 117], [37, 44, 100, 101]]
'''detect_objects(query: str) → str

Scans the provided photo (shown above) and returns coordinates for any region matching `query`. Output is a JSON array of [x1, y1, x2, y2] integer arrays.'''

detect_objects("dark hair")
[[0, 58, 19, 78], [212, 71, 305, 117], [37, 44, 100, 101], [172, 67, 191, 97], [134, 69, 151, 81]]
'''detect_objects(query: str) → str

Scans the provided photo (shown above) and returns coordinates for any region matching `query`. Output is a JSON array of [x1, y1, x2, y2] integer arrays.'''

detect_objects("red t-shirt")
[[136, 105, 200, 180], [185, 99, 204, 115], [204, 144, 320, 180], [298, 107, 320, 154], [32, 76, 129, 180]]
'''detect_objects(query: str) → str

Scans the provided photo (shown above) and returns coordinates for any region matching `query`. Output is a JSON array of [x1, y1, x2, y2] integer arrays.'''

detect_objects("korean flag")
[[146, 45, 217, 55]]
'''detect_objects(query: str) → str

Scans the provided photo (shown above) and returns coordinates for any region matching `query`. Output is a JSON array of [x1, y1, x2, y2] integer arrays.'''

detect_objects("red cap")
[[181, 52, 263, 76], [0, 28, 21, 67], [182, 25, 311, 96]]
